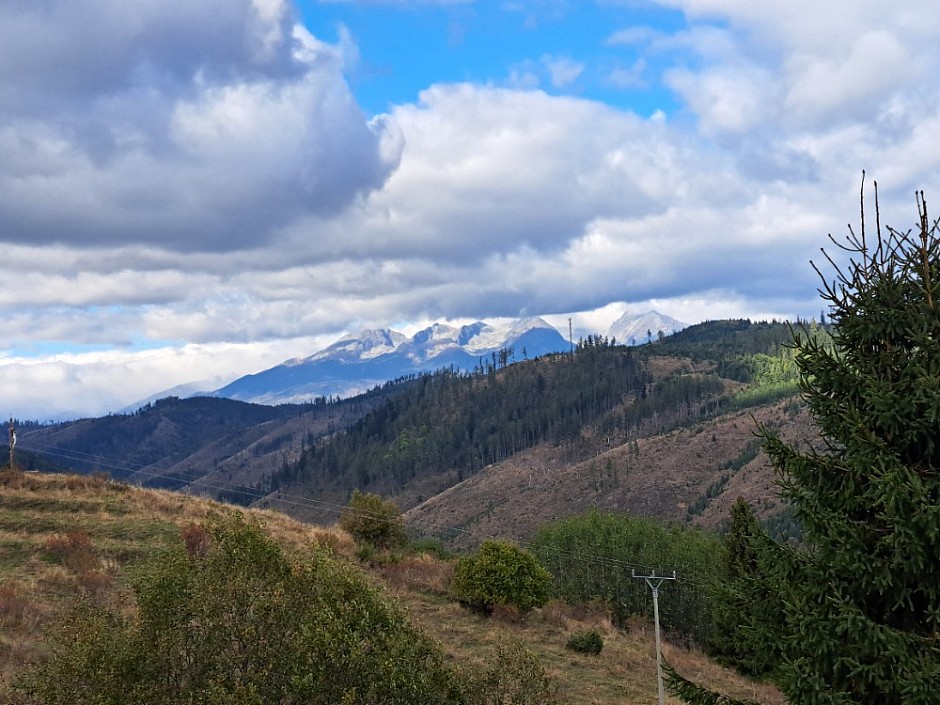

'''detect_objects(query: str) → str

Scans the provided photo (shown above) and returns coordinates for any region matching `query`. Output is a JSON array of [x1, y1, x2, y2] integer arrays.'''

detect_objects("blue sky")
[[1, 0, 940, 419], [300, 2, 689, 117]]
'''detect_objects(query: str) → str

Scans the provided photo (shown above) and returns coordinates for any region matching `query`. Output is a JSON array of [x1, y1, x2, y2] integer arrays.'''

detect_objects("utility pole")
[[8, 418, 15, 471], [633, 569, 677, 705], [568, 318, 574, 354]]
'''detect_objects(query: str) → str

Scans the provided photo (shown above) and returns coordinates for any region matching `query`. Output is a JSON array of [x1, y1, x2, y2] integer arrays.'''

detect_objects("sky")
[[2, 0, 940, 420]]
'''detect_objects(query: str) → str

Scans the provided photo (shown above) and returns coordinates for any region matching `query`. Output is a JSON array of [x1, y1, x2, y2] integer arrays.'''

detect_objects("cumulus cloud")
[[304, 83, 717, 268], [783, 31, 911, 126], [0, 0, 400, 252], [666, 60, 777, 135], [653, 0, 940, 136]]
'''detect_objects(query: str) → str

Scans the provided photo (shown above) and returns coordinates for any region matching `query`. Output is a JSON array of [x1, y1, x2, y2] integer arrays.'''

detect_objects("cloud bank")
[[2, 0, 940, 418]]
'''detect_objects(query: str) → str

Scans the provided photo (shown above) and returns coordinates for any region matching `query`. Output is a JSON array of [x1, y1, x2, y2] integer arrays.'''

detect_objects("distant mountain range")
[[161, 311, 686, 408]]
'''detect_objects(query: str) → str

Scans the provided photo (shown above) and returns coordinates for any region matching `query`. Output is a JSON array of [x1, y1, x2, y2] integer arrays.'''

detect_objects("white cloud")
[[5, 1, 940, 418], [605, 59, 648, 90], [658, 1, 938, 55], [541, 55, 585, 89], [605, 26, 662, 47], [337, 84, 701, 263], [626, 292, 802, 326], [320, 0, 472, 4], [0, 338, 335, 421], [506, 66, 542, 90], [0, 0, 399, 252], [654, 0, 940, 135], [783, 31, 912, 126], [666, 61, 777, 134]]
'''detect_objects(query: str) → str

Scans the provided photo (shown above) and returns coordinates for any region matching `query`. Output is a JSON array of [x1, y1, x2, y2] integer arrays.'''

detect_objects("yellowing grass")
[[0, 471, 782, 705]]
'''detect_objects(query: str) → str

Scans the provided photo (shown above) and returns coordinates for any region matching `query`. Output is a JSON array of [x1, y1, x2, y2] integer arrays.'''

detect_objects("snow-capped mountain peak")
[[506, 316, 555, 340], [457, 321, 490, 346], [207, 310, 684, 406], [607, 310, 687, 345], [312, 328, 407, 362], [212, 317, 569, 405], [411, 323, 460, 345]]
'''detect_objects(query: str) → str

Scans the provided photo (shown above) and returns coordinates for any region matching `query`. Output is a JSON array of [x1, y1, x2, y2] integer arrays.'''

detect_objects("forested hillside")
[[268, 340, 651, 491], [17, 319, 818, 540], [14, 390, 398, 499], [260, 320, 816, 530]]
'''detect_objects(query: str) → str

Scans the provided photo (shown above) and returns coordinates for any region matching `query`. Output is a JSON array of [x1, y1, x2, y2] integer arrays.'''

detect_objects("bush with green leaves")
[[18, 516, 462, 705], [565, 630, 604, 655], [451, 540, 552, 614], [339, 489, 408, 549]]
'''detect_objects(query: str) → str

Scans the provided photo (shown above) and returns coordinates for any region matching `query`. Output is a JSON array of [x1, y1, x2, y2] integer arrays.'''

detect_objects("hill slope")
[[16, 390, 397, 500], [0, 471, 782, 704], [405, 398, 813, 549], [260, 320, 809, 537]]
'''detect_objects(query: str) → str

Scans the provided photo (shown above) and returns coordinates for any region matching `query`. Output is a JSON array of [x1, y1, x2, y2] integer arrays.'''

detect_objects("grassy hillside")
[[0, 471, 781, 704]]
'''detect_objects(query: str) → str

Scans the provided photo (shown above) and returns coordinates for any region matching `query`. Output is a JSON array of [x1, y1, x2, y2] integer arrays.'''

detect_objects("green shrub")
[[410, 537, 454, 560], [339, 489, 408, 549], [565, 630, 603, 655], [17, 516, 462, 705], [451, 540, 552, 614]]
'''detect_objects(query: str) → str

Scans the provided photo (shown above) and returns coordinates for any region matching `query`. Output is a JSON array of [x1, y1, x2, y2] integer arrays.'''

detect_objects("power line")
[[8, 418, 15, 471]]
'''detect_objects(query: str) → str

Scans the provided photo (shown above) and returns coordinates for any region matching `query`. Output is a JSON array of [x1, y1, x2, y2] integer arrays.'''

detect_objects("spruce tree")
[[669, 183, 940, 704], [708, 498, 781, 677], [762, 186, 940, 704]]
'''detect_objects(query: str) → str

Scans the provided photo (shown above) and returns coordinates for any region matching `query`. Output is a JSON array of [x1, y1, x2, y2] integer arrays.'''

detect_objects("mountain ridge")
[[608, 309, 686, 345], [207, 311, 687, 407]]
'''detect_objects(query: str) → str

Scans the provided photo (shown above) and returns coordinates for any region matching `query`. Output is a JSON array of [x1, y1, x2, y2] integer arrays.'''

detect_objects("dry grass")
[[663, 643, 785, 705], [0, 471, 782, 705], [0, 472, 356, 695], [376, 552, 454, 595], [254, 509, 358, 560], [390, 581, 783, 705]]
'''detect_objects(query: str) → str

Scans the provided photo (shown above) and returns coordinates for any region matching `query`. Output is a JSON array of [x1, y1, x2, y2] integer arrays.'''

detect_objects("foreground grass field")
[[0, 471, 781, 704]]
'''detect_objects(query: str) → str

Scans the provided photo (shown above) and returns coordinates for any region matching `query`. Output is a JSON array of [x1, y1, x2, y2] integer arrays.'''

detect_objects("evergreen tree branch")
[[662, 660, 764, 705]]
